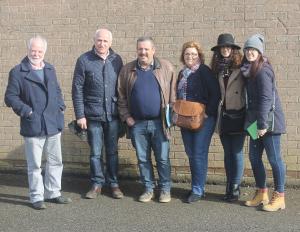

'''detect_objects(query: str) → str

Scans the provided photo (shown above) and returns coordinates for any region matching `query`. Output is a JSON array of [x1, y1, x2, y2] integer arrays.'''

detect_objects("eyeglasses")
[[184, 53, 198, 58]]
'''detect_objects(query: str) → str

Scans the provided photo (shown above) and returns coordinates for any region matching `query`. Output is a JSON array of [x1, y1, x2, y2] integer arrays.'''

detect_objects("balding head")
[[93, 28, 113, 57], [94, 28, 112, 42]]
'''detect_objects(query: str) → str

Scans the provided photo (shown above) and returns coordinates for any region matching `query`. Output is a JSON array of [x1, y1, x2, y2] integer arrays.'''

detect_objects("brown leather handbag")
[[172, 100, 206, 130]]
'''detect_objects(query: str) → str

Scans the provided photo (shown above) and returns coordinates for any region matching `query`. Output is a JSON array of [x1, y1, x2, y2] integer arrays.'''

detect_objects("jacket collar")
[[131, 56, 161, 71], [20, 57, 52, 88], [20, 56, 52, 72], [219, 68, 240, 89], [92, 46, 116, 61], [226, 69, 240, 86]]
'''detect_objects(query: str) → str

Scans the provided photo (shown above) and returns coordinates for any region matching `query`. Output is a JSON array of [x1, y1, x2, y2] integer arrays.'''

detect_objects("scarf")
[[240, 61, 252, 78], [177, 61, 200, 100], [217, 57, 233, 79]]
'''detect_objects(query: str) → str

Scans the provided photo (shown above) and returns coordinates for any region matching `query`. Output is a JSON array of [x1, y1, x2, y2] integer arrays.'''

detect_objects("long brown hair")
[[242, 54, 271, 78], [210, 48, 243, 74]]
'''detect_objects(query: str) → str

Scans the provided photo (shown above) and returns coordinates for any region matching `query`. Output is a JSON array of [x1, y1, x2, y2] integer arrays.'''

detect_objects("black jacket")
[[177, 64, 220, 117], [72, 47, 123, 121]]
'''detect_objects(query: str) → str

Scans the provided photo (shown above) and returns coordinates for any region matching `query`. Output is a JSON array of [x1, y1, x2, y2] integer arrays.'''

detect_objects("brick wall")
[[1, 0, 299, 185]]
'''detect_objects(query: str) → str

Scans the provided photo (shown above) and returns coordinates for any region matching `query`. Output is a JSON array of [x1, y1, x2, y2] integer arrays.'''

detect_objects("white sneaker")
[[159, 191, 171, 203], [138, 191, 153, 203]]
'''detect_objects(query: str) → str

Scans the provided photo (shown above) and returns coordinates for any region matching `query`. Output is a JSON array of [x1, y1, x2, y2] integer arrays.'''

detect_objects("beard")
[[28, 56, 43, 66]]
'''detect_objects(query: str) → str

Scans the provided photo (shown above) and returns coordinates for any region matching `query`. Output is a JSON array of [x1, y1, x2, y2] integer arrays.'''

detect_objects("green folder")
[[247, 121, 258, 140]]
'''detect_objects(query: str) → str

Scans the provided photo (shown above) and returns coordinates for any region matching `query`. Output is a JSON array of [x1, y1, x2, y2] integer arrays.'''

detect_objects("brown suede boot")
[[245, 188, 269, 207], [262, 191, 285, 212]]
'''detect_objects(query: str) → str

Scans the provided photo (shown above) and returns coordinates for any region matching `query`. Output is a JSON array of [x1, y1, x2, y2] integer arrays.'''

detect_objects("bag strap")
[[245, 86, 248, 110], [270, 69, 276, 112], [270, 87, 275, 112]]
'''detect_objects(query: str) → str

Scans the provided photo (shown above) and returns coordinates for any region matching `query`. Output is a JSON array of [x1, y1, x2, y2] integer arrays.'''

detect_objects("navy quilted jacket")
[[72, 47, 123, 121]]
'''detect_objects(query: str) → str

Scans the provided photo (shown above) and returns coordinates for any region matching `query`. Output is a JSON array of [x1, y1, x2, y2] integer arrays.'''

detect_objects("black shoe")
[[32, 201, 46, 210], [223, 183, 231, 201], [47, 196, 72, 204], [186, 193, 203, 203], [226, 184, 240, 202]]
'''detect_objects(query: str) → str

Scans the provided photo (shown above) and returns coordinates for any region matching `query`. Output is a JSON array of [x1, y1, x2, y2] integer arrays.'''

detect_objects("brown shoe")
[[111, 187, 124, 199], [85, 186, 101, 199], [262, 191, 285, 212], [245, 188, 269, 207]]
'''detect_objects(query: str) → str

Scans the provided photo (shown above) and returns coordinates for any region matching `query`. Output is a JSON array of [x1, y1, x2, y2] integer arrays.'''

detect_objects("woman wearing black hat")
[[210, 33, 246, 202]]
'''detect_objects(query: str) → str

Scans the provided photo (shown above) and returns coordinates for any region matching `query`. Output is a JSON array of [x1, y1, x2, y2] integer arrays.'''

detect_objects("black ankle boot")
[[226, 184, 240, 202], [223, 183, 231, 201]]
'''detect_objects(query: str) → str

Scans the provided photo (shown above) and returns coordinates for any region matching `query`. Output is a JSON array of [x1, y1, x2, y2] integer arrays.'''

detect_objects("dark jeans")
[[130, 119, 171, 192], [181, 116, 216, 196], [87, 119, 119, 188], [249, 134, 286, 193], [220, 133, 246, 185]]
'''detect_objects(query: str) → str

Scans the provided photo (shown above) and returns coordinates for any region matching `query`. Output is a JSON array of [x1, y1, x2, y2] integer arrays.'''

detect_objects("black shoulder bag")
[[220, 101, 246, 134]]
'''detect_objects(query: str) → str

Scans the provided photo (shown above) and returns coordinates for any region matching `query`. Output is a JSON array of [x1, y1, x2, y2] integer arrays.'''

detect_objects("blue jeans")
[[87, 119, 119, 188], [220, 133, 245, 185], [249, 134, 285, 193], [181, 116, 216, 196], [130, 119, 171, 192]]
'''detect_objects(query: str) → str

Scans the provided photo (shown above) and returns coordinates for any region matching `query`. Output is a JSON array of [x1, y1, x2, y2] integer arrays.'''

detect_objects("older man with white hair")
[[5, 35, 71, 210], [72, 28, 124, 199]]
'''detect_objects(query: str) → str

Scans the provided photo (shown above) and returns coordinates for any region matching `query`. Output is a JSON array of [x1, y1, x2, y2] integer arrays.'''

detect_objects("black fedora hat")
[[211, 33, 241, 51]]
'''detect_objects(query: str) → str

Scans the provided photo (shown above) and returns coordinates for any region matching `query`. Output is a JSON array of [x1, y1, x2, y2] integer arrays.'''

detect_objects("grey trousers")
[[24, 133, 63, 203]]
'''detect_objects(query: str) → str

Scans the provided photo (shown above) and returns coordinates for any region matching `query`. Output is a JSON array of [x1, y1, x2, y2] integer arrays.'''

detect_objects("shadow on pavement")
[[0, 193, 30, 207]]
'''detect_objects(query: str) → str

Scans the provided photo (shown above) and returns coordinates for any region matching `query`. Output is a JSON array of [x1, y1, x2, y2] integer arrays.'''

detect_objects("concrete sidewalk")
[[0, 173, 299, 232]]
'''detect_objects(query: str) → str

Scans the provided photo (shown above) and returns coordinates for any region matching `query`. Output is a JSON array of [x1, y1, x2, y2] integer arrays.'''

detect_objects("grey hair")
[[94, 28, 113, 42], [136, 36, 155, 48], [27, 35, 47, 52]]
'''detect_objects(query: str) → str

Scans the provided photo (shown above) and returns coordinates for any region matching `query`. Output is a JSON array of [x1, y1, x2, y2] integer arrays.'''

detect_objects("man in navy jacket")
[[4, 35, 71, 210], [72, 28, 124, 199]]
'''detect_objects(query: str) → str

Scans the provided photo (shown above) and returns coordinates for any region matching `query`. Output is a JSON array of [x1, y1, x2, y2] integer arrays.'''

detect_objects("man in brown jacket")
[[118, 36, 176, 203]]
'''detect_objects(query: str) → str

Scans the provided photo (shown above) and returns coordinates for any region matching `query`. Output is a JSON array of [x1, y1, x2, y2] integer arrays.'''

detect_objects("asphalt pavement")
[[0, 173, 299, 232]]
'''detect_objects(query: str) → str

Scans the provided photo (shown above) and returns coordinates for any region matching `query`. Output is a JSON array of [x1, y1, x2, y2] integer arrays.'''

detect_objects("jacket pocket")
[[111, 96, 118, 116], [56, 109, 65, 130], [85, 71, 98, 86], [84, 96, 104, 117], [20, 112, 41, 136]]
